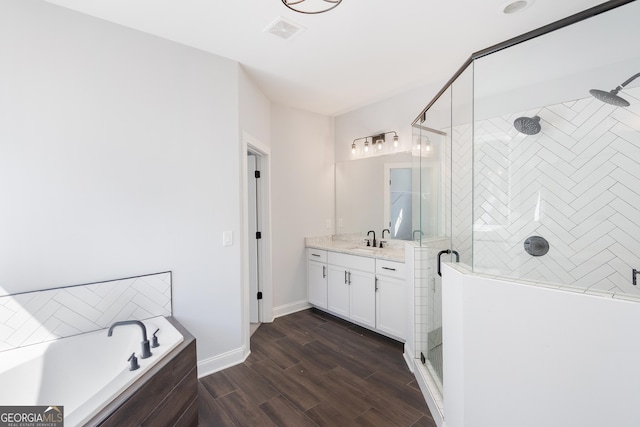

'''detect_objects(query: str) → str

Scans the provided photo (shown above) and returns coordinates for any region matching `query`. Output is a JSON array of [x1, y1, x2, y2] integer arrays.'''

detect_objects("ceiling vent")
[[265, 17, 305, 40]]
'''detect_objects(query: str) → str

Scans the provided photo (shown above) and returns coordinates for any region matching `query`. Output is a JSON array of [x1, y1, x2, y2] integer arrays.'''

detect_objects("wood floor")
[[198, 308, 436, 427]]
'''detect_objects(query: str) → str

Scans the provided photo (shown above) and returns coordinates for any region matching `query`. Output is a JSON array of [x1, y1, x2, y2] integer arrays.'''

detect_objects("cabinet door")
[[349, 269, 376, 328], [308, 260, 327, 309], [376, 276, 406, 340], [327, 264, 349, 318]]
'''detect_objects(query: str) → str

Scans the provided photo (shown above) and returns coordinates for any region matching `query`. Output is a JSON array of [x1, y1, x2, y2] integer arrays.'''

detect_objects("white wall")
[[270, 104, 334, 315], [0, 0, 244, 368], [334, 83, 443, 163], [442, 264, 640, 427], [239, 67, 271, 146]]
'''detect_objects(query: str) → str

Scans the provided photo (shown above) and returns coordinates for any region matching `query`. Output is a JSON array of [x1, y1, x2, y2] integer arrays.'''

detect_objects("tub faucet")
[[108, 320, 152, 359], [367, 230, 376, 248]]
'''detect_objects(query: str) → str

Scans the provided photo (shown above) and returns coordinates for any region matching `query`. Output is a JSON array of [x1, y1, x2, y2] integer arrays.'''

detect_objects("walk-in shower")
[[410, 1, 640, 424]]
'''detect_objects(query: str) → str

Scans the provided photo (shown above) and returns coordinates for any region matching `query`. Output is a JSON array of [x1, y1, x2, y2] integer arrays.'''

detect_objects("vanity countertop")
[[306, 235, 405, 263]]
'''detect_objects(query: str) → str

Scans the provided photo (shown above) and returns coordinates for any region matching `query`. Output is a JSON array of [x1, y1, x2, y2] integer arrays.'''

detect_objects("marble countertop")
[[306, 235, 406, 263]]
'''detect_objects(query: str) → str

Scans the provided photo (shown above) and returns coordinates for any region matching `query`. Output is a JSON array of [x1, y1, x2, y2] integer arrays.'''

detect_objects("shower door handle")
[[437, 249, 460, 277]]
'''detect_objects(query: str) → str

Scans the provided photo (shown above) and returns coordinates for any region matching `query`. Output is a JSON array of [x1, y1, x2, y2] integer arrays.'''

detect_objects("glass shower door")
[[416, 63, 474, 393]]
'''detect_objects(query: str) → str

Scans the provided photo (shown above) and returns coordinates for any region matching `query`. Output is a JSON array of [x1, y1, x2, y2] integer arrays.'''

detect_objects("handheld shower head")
[[590, 72, 640, 107], [513, 115, 541, 135]]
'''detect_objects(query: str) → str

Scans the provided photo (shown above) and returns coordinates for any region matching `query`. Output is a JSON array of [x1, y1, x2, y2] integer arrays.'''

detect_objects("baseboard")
[[403, 343, 415, 373], [272, 299, 311, 320], [197, 345, 248, 378], [414, 363, 444, 427]]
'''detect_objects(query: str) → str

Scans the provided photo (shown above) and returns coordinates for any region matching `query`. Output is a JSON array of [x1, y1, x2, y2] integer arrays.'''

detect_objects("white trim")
[[197, 345, 248, 378], [272, 299, 311, 320], [415, 363, 445, 427], [241, 131, 274, 359], [403, 343, 415, 373]]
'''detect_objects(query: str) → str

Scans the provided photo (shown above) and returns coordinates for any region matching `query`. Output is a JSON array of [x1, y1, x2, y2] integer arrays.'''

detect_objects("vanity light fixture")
[[351, 131, 399, 155], [281, 0, 342, 14]]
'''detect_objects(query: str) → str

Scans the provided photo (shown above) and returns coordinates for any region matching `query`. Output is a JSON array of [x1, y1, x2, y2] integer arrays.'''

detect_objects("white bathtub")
[[0, 316, 183, 427]]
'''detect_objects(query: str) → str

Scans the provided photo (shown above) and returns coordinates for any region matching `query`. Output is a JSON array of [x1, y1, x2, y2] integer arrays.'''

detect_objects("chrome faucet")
[[108, 320, 152, 359], [367, 230, 376, 248]]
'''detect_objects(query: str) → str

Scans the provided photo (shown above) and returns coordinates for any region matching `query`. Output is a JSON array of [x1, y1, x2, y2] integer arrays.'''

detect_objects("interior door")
[[248, 153, 260, 323]]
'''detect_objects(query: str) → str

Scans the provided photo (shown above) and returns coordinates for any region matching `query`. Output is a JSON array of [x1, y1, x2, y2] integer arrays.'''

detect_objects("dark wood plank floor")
[[198, 308, 436, 426]]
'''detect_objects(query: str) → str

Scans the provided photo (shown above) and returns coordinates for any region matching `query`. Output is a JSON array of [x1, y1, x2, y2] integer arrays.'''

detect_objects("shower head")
[[590, 72, 640, 107], [589, 89, 630, 107], [513, 115, 541, 135]]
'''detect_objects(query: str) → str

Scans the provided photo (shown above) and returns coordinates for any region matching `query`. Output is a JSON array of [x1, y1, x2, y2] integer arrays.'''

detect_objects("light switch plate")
[[223, 231, 233, 246]]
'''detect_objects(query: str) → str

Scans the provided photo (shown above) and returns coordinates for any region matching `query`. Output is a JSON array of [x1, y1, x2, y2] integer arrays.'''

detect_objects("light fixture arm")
[[351, 131, 398, 145], [282, 0, 342, 15]]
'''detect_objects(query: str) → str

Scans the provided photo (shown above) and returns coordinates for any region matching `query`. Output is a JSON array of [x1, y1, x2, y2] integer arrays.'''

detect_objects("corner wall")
[[270, 104, 334, 316], [0, 0, 243, 367]]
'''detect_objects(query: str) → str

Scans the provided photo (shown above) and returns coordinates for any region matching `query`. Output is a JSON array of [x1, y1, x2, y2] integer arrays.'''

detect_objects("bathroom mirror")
[[335, 152, 419, 240]]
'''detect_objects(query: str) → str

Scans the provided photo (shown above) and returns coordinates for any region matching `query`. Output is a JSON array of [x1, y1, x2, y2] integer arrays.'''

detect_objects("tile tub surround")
[[306, 234, 405, 262], [0, 272, 172, 351]]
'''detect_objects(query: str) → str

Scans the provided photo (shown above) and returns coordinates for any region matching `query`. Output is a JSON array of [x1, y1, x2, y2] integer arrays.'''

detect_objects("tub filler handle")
[[108, 320, 152, 359], [128, 353, 139, 371], [152, 328, 160, 348]]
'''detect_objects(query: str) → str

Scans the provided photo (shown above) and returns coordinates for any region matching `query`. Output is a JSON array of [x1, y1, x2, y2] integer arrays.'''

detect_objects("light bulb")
[[364, 141, 369, 152], [351, 142, 356, 154], [393, 135, 399, 147], [426, 143, 431, 151], [377, 140, 383, 150]]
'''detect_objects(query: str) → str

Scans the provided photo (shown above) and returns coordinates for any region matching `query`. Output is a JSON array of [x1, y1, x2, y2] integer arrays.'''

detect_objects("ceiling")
[[41, 0, 610, 116]]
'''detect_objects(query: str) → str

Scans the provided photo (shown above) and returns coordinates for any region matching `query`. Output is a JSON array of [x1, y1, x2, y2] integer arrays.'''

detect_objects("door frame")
[[241, 131, 273, 354]]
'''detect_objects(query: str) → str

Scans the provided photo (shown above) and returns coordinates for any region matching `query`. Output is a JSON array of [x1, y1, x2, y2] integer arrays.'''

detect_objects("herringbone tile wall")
[[472, 86, 640, 296], [0, 272, 171, 351]]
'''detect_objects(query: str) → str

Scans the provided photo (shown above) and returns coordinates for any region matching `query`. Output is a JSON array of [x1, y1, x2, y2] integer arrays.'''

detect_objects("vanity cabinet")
[[375, 259, 406, 340], [307, 247, 406, 341], [307, 249, 328, 309], [327, 252, 376, 328]]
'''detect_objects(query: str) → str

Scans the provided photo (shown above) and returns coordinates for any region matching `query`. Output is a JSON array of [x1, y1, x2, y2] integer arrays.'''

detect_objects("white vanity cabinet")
[[307, 249, 328, 309], [327, 252, 376, 328], [307, 247, 406, 341], [375, 259, 406, 340]]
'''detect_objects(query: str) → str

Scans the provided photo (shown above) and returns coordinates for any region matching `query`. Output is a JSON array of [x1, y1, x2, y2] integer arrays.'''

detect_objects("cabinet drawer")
[[376, 260, 405, 279], [328, 251, 375, 272], [307, 248, 327, 263]]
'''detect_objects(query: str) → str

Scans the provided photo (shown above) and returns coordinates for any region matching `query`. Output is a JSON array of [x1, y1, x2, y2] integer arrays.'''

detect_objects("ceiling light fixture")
[[501, 0, 534, 15], [351, 131, 398, 155], [282, 0, 342, 15]]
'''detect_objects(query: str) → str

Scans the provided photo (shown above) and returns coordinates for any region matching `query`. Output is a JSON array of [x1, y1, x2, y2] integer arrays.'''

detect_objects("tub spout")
[[108, 320, 152, 359]]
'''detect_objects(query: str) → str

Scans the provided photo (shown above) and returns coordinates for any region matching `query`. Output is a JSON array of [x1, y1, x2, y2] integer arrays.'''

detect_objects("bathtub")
[[0, 316, 183, 427]]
